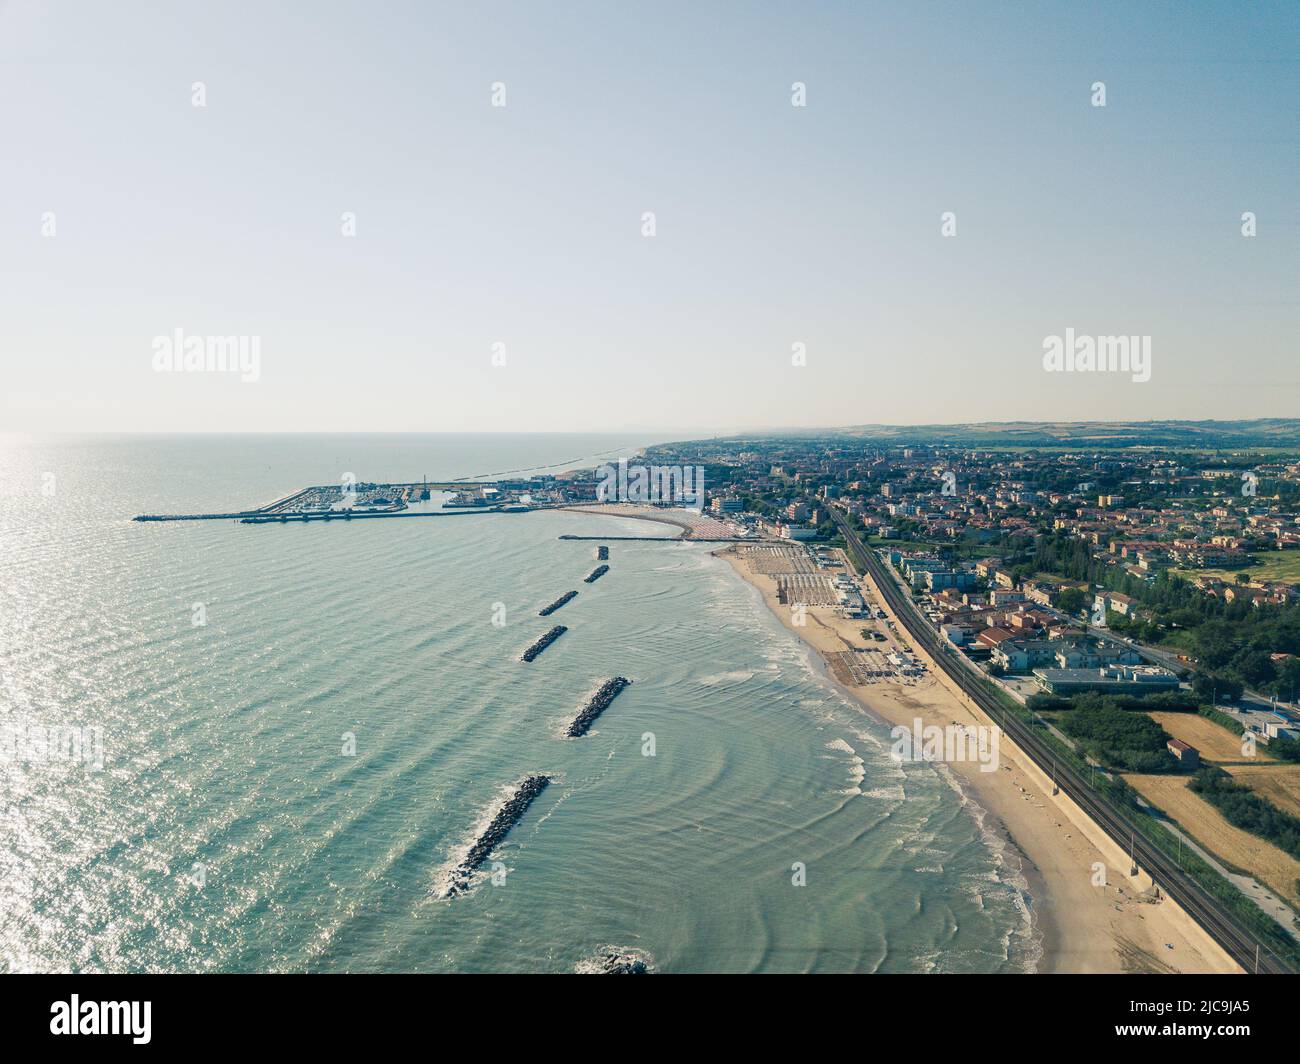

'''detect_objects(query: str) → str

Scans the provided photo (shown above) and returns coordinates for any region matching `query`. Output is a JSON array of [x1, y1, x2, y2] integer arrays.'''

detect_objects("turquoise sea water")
[[0, 434, 1039, 972]]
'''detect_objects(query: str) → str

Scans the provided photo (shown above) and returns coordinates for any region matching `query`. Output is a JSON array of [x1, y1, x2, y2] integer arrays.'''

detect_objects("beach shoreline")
[[711, 542, 1240, 974], [554, 502, 1239, 972], [720, 553, 1057, 970]]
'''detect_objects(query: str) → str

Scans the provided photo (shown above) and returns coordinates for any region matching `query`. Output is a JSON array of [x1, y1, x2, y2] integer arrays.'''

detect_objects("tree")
[[1230, 648, 1275, 689], [1056, 586, 1086, 614], [1272, 657, 1300, 703], [1192, 672, 1243, 703]]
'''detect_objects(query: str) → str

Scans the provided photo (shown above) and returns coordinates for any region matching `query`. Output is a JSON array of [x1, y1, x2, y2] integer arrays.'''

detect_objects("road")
[[830, 507, 1292, 974], [1088, 626, 1299, 727]]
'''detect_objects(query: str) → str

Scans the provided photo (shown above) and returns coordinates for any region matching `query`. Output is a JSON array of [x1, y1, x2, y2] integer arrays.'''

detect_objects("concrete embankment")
[[240, 508, 507, 524], [521, 625, 567, 662], [445, 775, 552, 897], [538, 591, 578, 617], [137, 505, 515, 523], [134, 512, 254, 522], [567, 677, 631, 737], [583, 564, 610, 584]]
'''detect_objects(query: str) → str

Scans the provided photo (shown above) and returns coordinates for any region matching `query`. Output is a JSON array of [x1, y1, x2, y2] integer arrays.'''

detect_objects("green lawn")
[[1173, 550, 1300, 586], [864, 536, 1004, 558]]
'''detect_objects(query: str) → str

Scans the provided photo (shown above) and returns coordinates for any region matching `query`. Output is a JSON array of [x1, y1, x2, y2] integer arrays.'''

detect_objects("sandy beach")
[[715, 542, 1241, 974]]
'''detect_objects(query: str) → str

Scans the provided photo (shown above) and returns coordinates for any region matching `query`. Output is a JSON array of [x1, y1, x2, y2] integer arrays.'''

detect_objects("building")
[[989, 588, 1026, 606], [976, 627, 1019, 650], [990, 637, 1060, 673], [940, 623, 972, 646], [1264, 720, 1300, 741], [1103, 592, 1138, 616], [1052, 640, 1141, 669], [924, 570, 976, 591], [1167, 739, 1200, 768], [1023, 581, 1059, 607], [1032, 664, 1181, 695]]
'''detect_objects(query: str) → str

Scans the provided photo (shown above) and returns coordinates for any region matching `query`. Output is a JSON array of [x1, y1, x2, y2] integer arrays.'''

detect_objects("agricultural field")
[[1147, 712, 1266, 765], [1224, 763, 1300, 820], [1124, 773, 1300, 907]]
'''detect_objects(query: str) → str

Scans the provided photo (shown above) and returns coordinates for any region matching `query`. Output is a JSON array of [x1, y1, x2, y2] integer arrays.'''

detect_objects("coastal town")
[[653, 433, 1300, 708], [627, 429, 1300, 973], [131, 427, 1300, 973]]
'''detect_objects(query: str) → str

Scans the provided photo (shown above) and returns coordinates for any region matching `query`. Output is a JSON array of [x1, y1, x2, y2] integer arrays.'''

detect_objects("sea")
[[0, 433, 1040, 972]]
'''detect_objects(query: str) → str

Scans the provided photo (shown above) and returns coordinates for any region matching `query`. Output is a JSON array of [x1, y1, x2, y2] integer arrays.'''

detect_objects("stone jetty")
[[567, 677, 631, 737], [521, 625, 567, 662], [445, 775, 552, 897], [538, 590, 578, 617]]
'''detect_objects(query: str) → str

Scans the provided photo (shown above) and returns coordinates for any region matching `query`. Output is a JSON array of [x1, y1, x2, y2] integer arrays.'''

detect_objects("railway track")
[[831, 508, 1293, 974]]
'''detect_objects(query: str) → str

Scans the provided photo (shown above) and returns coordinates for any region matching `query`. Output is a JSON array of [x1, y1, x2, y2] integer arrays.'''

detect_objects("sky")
[[1, 0, 1297, 434]]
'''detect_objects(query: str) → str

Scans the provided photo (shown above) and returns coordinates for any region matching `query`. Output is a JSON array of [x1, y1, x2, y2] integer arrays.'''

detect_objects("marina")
[[137, 476, 566, 522]]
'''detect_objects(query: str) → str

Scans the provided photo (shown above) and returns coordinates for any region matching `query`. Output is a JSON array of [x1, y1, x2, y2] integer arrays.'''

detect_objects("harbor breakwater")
[[521, 625, 567, 662], [539, 591, 578, 617], [575, 946, 652, 974], [584, 564, 610, 584], [567, 677, 632, 737], [443, 775, 552, 898]]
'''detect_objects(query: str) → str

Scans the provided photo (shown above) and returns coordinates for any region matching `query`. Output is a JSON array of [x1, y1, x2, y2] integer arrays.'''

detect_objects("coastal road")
[[829, 508, 1293, 975], [1086, 626, 1299, 726]]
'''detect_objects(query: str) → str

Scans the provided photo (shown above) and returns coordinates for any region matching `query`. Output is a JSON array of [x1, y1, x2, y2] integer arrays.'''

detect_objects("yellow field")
[[1147, 712, 1269, 765], [1124, 773, 1300, 907], [1224, 762, 1300, 820]]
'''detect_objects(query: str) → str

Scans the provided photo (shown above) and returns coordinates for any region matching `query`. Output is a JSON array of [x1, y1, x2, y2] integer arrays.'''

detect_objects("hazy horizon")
[[6, 415, 1300, 442], [4, 0, 1298, 434]]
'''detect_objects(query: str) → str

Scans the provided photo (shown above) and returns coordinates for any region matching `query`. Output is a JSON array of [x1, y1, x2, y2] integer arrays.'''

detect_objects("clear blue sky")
[[2, 0, 1297, 433]]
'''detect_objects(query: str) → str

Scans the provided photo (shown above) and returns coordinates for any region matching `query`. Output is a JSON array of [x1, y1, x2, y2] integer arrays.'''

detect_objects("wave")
[[696, 669, 754, 686]]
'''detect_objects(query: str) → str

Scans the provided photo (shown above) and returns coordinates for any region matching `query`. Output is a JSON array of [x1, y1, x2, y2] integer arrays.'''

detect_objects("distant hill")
[[832, 420, 1300, 450]]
